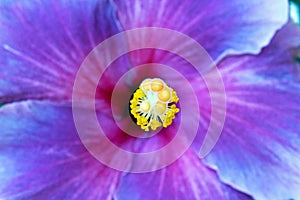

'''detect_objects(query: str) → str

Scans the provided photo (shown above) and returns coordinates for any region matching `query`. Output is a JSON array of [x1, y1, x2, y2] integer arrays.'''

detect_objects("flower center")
[[130, 78, 180, 131]]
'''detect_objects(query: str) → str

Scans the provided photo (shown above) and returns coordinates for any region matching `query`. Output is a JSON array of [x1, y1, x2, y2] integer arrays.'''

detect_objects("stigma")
[[130, 78, 180, 131]]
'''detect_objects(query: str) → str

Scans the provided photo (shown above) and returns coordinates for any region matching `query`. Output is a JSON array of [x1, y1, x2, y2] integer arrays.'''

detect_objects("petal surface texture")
[[113, 0, 288, 62], [115, 150, 253, 200], [0, 0, 121, 103], [203, 23, 300, 199], [0, 101, 122, 199], [0, 0, 298, 199], [0, 101, 254, 199]]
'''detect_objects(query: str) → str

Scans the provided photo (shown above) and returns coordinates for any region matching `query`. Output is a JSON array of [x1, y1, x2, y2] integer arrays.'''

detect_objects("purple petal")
[[202, 23, 300, 199], [115, 150, 253, 200], [113, 0, 288, 62], [0, 0, 121, 103], [0, 101, 121, 199]]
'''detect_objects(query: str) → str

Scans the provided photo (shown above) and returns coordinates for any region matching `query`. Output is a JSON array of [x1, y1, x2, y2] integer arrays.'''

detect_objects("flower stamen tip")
[[130, 78, 180, 131]]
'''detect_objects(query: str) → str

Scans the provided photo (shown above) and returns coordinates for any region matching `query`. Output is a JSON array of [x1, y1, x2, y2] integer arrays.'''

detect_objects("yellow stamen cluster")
[[130, 78, 180, 131]]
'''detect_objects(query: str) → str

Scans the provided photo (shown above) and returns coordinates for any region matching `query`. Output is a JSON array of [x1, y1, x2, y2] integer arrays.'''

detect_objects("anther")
[[130, 78, 180, 131]]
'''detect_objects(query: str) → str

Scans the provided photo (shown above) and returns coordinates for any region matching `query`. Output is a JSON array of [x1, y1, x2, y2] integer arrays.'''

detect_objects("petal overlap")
[[202, 23, 300, 199], [0, 0, 121, 103], [113, 0, 288, 62], [115, 150, 253, 200], [0, 101, 121, 199]]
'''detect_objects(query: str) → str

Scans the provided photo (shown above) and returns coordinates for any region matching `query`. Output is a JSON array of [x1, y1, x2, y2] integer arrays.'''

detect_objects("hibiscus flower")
[[1, 0, 299, 199]]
